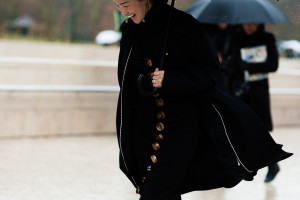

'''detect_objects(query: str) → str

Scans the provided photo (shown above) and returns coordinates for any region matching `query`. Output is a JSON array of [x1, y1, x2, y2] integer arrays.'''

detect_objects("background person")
[[225, 23, 280, 183]]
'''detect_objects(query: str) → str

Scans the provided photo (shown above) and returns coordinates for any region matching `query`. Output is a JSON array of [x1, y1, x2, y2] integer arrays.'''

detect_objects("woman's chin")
[[132, 17, 142, 24]]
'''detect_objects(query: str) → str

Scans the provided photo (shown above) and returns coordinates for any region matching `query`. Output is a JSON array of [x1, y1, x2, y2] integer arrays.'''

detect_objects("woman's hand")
[[152, 68, 165, 88]]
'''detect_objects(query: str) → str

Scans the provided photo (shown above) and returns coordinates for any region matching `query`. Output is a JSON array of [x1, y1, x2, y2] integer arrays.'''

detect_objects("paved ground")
[[0, 40, 299, 199], [0, 127, 298, 200]]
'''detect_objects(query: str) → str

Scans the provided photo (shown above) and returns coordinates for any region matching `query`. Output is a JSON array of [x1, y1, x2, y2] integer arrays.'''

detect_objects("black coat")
[[116, 3, 292, 194], [227, 27, 278, 131]]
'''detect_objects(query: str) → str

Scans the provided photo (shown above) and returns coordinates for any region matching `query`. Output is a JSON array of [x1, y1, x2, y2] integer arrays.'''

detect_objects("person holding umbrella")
[[114, 0, 292, 199], [186, 0, 290, 184]]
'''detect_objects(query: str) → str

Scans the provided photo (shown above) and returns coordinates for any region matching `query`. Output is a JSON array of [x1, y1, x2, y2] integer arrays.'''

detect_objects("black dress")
[[116, 3, 292, 200]]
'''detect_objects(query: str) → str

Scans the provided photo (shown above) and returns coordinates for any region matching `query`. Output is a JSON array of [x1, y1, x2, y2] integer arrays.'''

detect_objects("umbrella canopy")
[[186, 0, 290, 24]]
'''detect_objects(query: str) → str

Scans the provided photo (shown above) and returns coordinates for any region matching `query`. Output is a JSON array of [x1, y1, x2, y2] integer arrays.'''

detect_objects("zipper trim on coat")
[[211, 104, 254, 173], [119, 45, 139, 188]]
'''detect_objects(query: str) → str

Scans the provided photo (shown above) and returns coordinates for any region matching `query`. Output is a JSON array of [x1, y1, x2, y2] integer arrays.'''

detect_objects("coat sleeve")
[[160, 20, 221, 96], [242, 33, 279, 74]]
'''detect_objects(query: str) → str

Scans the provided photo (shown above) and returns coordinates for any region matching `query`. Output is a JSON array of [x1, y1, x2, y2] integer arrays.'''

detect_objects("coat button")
[[156, 122, 165, 131], [136, 188, 141, 194], [148, 72, 154, 79], [151, 155, 158, 164], [152, 142, 160, 151], [145, 59, 153, 67], [141, 177, 146, 183], [156, 98, 164, 107], [156, 111, 165, 120], [147, 165, 152, 172], [155, 134, 164, 141], [153, 93, 160, 98]]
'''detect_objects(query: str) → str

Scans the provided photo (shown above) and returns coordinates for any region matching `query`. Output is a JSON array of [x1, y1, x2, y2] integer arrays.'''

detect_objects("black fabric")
[[241, 79, 273, 131], [202, 88, 291, 170], [226, 27, 279, 131], [137, 118, 202, 200], [116, 3, 292, 197]]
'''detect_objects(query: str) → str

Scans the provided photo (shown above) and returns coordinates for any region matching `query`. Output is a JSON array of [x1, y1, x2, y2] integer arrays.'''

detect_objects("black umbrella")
[[186, 0, 290, 24]]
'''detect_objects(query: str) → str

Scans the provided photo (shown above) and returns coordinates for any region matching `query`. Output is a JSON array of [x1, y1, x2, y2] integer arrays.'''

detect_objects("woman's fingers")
[[152, 68, 164, 88]]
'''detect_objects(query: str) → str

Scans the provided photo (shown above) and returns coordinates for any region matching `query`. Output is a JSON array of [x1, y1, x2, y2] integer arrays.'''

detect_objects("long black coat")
[[227, 27, 279, 131], [116, 3, 292, 194]]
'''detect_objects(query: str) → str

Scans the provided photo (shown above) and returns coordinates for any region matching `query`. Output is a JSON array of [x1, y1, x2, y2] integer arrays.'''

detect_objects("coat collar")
[[126, 3, 170, 26]]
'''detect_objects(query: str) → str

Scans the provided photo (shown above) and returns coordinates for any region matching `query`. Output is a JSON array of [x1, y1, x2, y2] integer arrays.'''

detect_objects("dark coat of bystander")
[[227, 25, 278, 131]]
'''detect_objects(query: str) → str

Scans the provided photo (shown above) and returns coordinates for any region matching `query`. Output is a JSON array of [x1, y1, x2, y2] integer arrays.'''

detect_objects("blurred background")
[[1, 0, 300, 59], [0, 0, 300, 42], [0, 0, 299, 200]]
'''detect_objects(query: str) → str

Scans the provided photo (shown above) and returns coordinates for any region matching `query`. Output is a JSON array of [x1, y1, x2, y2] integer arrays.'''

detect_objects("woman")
[[115, 0, 292, 199], [226, 23, 281, 182]]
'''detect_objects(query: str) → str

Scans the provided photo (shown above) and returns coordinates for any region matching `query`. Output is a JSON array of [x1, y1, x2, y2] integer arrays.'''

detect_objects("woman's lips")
[[129, 14, 136, 19]]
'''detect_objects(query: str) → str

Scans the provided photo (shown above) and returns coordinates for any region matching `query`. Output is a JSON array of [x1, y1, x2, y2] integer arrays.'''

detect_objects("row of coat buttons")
[[137, 92, 165, 194], [151, 94, 165, 164]]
